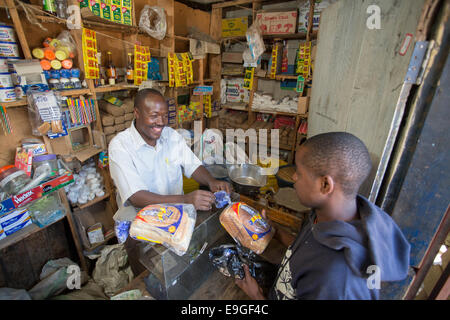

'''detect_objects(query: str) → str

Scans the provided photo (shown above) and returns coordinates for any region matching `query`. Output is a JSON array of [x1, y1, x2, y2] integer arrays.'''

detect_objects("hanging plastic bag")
[[245, 22, 265, 62], [27, 89, 63, 136], [139, 6, 167, 40]]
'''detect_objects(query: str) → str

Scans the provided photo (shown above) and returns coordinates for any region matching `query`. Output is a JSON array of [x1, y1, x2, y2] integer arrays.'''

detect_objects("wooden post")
[[58, 189, 89, 271], [5, 0, 31, 59]]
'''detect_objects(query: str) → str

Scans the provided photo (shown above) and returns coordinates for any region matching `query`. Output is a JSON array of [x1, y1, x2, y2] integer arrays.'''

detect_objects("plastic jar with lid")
[[32, 154, 58, 178], [0, 165, 32, 196]]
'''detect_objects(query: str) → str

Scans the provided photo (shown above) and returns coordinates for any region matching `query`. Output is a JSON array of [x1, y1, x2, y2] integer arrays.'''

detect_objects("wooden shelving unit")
[[218, 0, 316, 164], [0, 0, 222, 283]]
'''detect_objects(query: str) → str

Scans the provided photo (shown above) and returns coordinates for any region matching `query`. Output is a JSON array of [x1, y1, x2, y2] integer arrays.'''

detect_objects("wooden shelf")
[[94, 83, 140, 93], [2, 89, 92, 108], [2, 99, 27, 108], [252, 109, 299, 117], [74, 192, 111, 211], [222, 103, 248, 111], [0, 214, 66, 251], [221, 31, 317, 42]]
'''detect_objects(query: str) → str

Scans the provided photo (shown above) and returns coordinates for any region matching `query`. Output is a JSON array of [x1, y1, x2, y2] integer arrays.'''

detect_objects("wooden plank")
[[5, 0, 31, 58], [25, 230, 52, 282], [308, 0, 426, 197], [0, 241, 36, 289], [58, 189, 88, 271], [213, 0, 261, 9], [45, 219, 74, 259]]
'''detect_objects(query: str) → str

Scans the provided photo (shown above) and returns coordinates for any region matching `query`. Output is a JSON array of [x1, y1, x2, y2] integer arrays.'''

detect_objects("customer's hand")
[[184, 190, 215, 211], [208, 179, 231, 194], [235, 264, 266, 300]]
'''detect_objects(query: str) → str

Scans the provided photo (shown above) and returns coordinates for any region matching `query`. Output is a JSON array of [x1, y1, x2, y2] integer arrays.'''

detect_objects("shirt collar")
[[130, 121, 168, 150]]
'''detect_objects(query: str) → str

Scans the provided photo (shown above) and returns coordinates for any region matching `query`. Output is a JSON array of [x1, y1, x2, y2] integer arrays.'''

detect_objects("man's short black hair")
[[300, 132, 372, 197], [134, 88, 165, 111]]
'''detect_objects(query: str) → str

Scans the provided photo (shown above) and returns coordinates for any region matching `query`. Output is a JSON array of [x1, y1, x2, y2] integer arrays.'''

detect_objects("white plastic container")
[[0, 72, 13, 88], [0, 41, 20, 58], [0, 25, 17, 43], [0, 87, 16, 102]]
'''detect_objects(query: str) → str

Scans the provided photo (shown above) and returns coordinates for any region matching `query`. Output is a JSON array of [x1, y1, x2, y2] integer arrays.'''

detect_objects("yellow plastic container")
[[32, 48, 44, 59]]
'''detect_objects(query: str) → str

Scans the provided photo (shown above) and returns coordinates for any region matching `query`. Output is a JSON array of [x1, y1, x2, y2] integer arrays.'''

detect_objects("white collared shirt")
[[109, 121, 202, 206]]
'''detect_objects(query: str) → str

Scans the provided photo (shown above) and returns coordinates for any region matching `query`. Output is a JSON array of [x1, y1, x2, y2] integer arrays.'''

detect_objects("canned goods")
[[0, 72, 13, 88], [0, 87, 17, 102], [0, 25, 17, 43], [0, 41, 20, 57]]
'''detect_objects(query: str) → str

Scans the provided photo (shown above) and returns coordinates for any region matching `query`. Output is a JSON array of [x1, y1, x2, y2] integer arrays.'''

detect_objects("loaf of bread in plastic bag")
[[219, 202, 274, 254], [129, 203, 196, 256]]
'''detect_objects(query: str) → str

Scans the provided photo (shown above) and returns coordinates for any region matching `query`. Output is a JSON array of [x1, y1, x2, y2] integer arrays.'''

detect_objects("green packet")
[[103, 94, 123, 106]]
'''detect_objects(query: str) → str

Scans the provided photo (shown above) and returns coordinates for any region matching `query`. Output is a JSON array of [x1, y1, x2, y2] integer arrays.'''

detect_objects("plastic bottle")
[[126, 53, 134, 84], [105, 51, 116, 85], [43, 0, 56, 16], [55, 0, 68, 19]]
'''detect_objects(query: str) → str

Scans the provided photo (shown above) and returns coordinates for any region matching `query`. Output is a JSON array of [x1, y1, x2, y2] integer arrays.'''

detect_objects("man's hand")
[[208, 179, 231, 194], [184, 190, 216, 211], [235, 264, 266, 300]]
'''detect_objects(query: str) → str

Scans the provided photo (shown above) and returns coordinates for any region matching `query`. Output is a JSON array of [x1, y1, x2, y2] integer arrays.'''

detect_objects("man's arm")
[[128, 189, 216, 211], [191, 166, 231, 194]]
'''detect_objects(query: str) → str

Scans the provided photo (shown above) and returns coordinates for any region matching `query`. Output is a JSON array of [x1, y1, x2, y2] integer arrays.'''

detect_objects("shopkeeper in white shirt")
[[109, 88, 231, 213], [109, 88, 230, 275]]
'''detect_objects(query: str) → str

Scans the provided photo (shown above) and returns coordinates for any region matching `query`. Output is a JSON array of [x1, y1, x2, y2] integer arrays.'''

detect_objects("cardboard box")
[[297, 96, 310, 114], [222, 52, 243, 64], [222, 17, 248, 38], [0, 208, 33, 236], [256, 10, 298, 35], [190, 39, 220, 59]]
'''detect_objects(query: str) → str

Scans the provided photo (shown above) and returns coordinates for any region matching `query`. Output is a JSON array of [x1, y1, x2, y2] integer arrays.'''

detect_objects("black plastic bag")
[[209, 243, 277, 289]]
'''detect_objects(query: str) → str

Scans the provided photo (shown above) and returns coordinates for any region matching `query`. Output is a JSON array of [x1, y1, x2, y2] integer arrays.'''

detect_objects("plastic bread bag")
[[219, 202, 275, 254], [129, 203, 197, 256], [139, 6, 167, 40], [209, 243, 277, 288]]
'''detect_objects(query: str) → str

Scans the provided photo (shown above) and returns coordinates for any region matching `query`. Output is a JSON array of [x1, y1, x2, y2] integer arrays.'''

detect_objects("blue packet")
[[115, 220, 131, 244], [214, 191, 231, 209]]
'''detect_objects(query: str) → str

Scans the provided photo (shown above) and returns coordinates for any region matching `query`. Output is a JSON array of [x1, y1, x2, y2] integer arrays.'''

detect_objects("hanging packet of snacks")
[[296, 41, 311, 78], [134, 44, 151, 85], [82, 28, 100, 79], [167, 52, 193, 88], [269, 43, 280, 79], [181, 52, 194, 85], [26, 90, 63, 137], [175, 53, 187, 87], [168, 52, 176, 87], [243, 67, 254, 90]]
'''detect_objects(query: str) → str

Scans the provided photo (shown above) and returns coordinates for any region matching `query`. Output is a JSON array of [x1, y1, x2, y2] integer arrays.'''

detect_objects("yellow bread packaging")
[[129, 203, 196, 256], [219, 202, 275, 254]]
